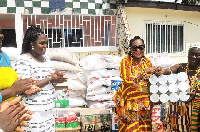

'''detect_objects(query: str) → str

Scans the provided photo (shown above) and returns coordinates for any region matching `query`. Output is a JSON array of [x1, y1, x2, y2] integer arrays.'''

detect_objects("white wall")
[[125, 7, 200, 63]]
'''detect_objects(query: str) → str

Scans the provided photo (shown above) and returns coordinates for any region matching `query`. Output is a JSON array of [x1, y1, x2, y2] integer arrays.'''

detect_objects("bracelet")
[[161, 69, 165, 75], [49, 76, 52, 84], [0, 92, 2, 103], [168, 68, 172, 74]]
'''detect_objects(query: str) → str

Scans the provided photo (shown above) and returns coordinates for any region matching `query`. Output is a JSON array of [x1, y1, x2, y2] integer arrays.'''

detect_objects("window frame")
[[43, 26, 85, 48], [144, 20, 186, 56], [2, 28, 17, 48]]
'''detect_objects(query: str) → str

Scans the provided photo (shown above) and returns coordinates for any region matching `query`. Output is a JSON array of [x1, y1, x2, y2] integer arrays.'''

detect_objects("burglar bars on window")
[[144, 20, 186, 55], [23, 14, 116, 48]]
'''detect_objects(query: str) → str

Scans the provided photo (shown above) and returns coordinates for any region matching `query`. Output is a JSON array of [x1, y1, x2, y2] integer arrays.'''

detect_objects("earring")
[[32, 46, 34, 50]]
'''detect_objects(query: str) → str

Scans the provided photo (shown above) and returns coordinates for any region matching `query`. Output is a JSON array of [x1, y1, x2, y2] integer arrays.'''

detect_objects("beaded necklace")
[[133, 57, 150, 80], [133, 57, 145, 70], [183, 63, 200, 91]]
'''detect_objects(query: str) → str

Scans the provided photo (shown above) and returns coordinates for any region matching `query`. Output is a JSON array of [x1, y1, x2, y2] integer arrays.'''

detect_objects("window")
[[105, 24, 110, 46], [145, 21, 185, 54], [2, 29, 17, 47], [64, 29, 83, 47], [44, 28, 83, 48], [23, 14, 117, 49]]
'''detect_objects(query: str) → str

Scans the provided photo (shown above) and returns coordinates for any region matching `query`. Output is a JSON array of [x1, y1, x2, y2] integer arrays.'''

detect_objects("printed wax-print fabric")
[[165, 76, 198, 132], [113, 55, 153, 132]]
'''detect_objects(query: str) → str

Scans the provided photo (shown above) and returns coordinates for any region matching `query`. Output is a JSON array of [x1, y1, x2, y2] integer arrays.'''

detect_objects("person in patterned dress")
[[14, 25, 67, 132], [155, 44, 200, 132], [113, 36, 157, 132]]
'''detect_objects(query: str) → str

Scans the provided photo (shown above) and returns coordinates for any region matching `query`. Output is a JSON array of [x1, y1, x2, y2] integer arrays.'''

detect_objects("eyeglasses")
[[131, 45, 145, 51]]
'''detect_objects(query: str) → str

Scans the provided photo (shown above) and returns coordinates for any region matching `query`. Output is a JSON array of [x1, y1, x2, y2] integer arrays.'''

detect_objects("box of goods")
[[81, 115, 96, 132], [55, 100, 69, 108], [112, 114, 119, 132], [80, 107, 110, 132], [151, 105, 163, 132], [55, 118, 66, 128], [55, 87, 69, 108], [65, 112, 79, 128], [111, 79, 122, 91], [95, 114, 112, 131]]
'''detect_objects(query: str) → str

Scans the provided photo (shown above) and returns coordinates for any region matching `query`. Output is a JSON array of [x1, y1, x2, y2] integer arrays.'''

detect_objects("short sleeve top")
[[14, 54, 55, 111], [0, 51, 11, 67]]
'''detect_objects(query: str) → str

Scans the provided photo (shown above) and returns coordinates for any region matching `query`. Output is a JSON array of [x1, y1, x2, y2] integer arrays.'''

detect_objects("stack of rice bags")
[[46, 48, 87, 108], [82, 54, 122, 108], [150, 53, 175, 69]]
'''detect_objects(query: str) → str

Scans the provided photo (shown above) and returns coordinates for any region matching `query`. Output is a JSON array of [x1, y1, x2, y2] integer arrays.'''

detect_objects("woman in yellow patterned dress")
[[113, 36, 157, 132]]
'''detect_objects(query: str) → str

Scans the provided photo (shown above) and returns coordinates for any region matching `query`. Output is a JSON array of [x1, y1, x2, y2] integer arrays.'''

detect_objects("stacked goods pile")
[[80, 107, 111, 132], [55, 112, 79, 129], [81, 54, 123, 108], [46, 48, 87, 108], [150, 53, 175, 69], [150, 73, 190, 103]]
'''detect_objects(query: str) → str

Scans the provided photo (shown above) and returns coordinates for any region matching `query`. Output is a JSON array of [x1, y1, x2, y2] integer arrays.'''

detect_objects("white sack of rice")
[[46, 48, 77, 65], [150, 85, 159, 94], [51, 61, 81, 73], [150, 94, 159, 102]]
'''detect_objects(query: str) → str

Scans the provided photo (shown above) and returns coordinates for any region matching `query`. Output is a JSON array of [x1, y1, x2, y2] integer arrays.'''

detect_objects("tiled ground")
[[0, 0, 116, 14]]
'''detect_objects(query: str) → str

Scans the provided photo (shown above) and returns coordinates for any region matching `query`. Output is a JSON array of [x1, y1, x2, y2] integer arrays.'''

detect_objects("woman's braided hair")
[[21, 25, 44, 54]]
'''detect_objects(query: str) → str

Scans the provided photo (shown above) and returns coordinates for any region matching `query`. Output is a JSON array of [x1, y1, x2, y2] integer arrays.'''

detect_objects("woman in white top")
[[14, 25, 67, 132]]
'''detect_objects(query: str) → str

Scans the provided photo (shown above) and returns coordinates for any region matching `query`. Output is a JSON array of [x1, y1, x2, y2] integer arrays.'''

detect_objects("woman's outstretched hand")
[[154, 66, 164, 76], [50, 70, 68, 84]]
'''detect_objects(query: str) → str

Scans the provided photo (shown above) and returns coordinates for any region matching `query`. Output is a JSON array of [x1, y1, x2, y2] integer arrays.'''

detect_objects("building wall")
[[0, 0, 116, 15], [125, 7, 200, 63], [0, 1, 119, 65]]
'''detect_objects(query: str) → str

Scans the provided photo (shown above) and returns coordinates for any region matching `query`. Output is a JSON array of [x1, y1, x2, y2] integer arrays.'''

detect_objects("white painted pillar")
[[15, 14, 23, 51]]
